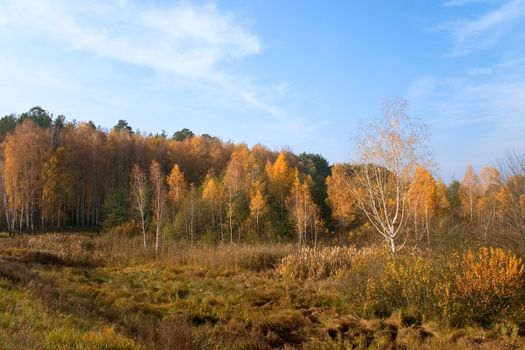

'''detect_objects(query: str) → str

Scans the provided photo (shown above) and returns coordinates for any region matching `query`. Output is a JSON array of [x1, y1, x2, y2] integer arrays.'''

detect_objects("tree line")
[[1, 104, 524, 254], [0, 107, 329, 247]]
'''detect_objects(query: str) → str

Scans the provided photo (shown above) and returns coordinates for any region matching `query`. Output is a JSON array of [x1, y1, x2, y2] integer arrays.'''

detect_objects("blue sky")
[[1, 0, 524, 181]]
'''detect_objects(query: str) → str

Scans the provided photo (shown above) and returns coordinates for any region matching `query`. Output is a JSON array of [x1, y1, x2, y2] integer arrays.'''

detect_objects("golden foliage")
[[202, 171, 220, 202], [326, 164, 357, 226], [365, 254, 435, 316], [407, 167, 437, 244], [455, 247, 524, 322], [265, 152, 295, 201], [166, 163, 186, 207], [223, 144, 260, 195], [286, 174, 320, 245], [249, 185, 267, 222]]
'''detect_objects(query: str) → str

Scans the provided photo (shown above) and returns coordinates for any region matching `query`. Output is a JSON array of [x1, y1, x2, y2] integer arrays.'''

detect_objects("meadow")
[[2, 1, 525, 348], [1, 232, 524, 350]]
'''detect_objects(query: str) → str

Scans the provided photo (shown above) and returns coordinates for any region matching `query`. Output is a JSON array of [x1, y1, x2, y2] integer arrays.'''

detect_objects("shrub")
[[8, 234, 107, 266], [109, 220, 141, 237], [236, 245, 291, 271], [365, 254, 435, 318], [337, 246, 390, 306], [276, 246, 359, 280], [455, 247, 524, 326], [433, 256, 461, 326]]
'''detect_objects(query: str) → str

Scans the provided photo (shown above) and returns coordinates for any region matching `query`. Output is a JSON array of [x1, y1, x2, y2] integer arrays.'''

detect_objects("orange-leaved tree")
[[407, 166, 437, 246], [287, 174, 320, 245], [326, 163, 357, 228], [249, 180, 268, 239], [202, 171, 222, 240], [167, 163, 187, 228]]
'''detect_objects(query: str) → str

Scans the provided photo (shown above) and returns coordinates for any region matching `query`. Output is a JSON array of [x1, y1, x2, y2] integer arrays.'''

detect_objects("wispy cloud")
[[468, 67, 493, 76], [444, 0, 496, 6], [439, 0, 525, 56], [409, 74, 525, 129], [409, 1, 525, 178], [407, 66, 525, 180], [0, 0, 290, 119]]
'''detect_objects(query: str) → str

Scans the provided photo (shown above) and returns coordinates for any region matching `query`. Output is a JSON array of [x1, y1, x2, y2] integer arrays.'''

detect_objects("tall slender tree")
[[130, 164, 150, 250], [287, 174, 319, 245], [202, 171, 221, 238], [249, 181, 267, 240], [348, 99, 430, 254], [150, 160, 167, 257], [408, 166, 437, 246], [460, 165, 481, 222], [167, 163, 187, 230]]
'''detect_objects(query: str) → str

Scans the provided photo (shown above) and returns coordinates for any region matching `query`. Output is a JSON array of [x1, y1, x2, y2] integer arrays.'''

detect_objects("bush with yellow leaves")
[[344, 246, 524, 327], [337, 246, 391, 305], [364, 254, 435, 318], [455, 247, 524, 325]]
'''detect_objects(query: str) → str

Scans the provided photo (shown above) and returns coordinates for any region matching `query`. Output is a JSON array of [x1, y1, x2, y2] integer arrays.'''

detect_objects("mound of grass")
[[0, 277, 138, 350]]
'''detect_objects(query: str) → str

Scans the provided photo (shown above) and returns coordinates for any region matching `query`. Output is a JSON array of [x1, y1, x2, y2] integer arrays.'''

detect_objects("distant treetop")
[[172, 128, 194, 141], [113, 119, 133, 134], [19, 106, 53, 129]]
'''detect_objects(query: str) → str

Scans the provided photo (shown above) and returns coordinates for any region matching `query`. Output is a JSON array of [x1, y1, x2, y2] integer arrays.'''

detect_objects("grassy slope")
[[0, 276, 138, 350], [0, 234, 524, 349]]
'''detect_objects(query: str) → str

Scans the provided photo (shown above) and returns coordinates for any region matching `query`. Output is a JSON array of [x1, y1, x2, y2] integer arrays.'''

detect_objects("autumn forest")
[[2, 103, 525, 349], [1, 105, 523, 250]]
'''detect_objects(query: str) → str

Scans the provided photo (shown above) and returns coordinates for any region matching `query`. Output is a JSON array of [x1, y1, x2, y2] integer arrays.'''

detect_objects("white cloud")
[[439, 0, 525, 56], [468, 67, 493, 76], [272, 81, 296, 98], [141, 4, 260, 59], [409, 74, 525, 129], [407, 68, 525, 180], [0, 57, 65, 89], [500, 56, 525, 67], [414, 3, 525, 178], [444, 0, 498, 6], [0, 0, 290, 119]]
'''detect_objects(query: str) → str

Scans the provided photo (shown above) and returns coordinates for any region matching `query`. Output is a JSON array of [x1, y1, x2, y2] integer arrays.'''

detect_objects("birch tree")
[[349, 99, 430, 254], [223, 144, 259, 243], [202, 171, 222, 239], [2, 120, 51, 233], [150, 160, 167, 257], [130, 163, 150, 250], [407, 166, 437, 247], [249, 181, 267, 239], [287, 174, 319, 245], [476, 167, 504, 243], [459, 165, 481, 222], [266, 152, 295, 212], [167, 163, 186, 228], [498, 153, 525, 237]]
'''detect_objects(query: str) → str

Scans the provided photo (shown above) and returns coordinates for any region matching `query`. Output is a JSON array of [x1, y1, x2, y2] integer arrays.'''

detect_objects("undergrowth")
[[1, 233, 525, 349]]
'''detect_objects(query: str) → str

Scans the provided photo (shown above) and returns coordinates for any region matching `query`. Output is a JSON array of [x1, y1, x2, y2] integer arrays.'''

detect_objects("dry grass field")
[[1, 233, 525, 350]]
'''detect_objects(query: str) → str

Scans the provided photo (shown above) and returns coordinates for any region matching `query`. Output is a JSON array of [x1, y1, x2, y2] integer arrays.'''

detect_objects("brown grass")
[[1, 232, 525, 349]]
